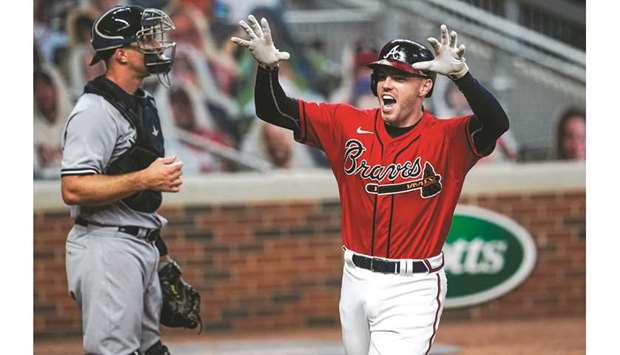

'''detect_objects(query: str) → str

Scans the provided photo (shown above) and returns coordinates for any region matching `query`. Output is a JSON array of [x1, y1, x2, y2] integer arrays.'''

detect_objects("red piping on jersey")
[[410, 149, 442, 255], [385, 135, 420, 257], [370, 110, 383, 256], [386, 196, 395, 257], [370, 195, 378, 256], [465, 116, 486, 158], [425, 274, 442, 355]]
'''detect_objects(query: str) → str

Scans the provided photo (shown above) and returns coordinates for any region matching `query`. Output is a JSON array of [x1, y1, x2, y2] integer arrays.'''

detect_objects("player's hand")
[[230, 15, 290, 68], [412, 24, 469, 80], [142, 156, 184, 193]]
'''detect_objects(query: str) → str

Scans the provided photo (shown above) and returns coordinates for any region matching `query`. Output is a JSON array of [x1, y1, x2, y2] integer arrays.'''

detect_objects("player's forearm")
[[454, 72, 509, 138], [61, 171, 147, 206], [255, 66, 300, 131]]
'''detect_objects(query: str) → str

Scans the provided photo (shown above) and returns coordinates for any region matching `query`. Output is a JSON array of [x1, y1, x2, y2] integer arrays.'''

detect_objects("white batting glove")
[[231, 15, 290, 68], [412, 24, 469, 80]]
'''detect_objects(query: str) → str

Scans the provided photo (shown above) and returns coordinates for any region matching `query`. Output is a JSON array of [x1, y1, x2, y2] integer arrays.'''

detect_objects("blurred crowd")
[[33, 0, 586, 180]]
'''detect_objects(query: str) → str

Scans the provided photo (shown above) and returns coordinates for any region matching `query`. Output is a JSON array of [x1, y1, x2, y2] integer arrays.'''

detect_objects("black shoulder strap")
[[83, 76, 144, 138]]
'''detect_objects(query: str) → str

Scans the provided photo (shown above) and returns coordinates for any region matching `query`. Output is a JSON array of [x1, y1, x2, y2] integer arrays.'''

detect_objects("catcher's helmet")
[[368, 39, 436, 97], [90, 5, 176, 77]]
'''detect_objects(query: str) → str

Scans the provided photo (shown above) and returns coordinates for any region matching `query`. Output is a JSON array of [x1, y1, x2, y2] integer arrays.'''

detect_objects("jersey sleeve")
[[446, 115, 481, 172], [295, 100, 345, 152], [60, 96, 122, 176]]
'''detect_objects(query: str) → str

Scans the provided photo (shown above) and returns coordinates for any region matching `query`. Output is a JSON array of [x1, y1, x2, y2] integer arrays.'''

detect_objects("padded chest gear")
[[84, 76, 165, 213]]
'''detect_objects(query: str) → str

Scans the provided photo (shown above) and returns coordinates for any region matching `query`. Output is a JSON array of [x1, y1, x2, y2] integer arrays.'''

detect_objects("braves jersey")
[[296, 103, 483, 259]]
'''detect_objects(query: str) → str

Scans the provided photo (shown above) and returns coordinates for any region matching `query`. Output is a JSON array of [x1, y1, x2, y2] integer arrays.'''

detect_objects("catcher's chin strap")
[[128, 340, 171, 355]]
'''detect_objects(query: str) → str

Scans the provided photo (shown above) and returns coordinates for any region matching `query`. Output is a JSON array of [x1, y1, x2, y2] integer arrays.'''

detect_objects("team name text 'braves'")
[[344, 139, 421, 181]]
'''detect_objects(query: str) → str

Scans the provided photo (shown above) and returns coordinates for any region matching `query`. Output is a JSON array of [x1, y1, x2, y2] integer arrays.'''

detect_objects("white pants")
[[339, 249, 447, 355], [65, 224, 162, 355]]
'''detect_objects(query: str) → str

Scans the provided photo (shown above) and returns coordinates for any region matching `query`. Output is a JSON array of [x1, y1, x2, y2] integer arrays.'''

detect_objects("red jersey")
[[296, 101, 484, 259]]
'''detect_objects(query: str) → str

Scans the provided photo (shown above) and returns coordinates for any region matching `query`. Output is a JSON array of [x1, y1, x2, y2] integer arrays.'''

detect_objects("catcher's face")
[[121, 44, 150, 78], [375, 68, 432, 127], [137, 8, 176, 76]]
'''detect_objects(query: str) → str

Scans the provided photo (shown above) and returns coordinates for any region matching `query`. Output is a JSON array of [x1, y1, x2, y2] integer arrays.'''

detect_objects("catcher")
[[61, 6, 201, 354]]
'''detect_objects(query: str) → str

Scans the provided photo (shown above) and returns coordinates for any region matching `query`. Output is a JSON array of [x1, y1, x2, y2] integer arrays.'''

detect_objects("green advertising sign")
[[444, 205, 537, 308]]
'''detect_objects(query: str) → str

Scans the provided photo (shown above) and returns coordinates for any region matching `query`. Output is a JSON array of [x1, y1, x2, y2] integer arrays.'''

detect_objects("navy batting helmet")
[[90, 5, 176, 76], [368, 39, 436, 97]]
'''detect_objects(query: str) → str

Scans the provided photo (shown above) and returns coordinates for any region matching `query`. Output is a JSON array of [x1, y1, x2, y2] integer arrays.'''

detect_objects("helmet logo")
[[114, 18, 130, 31], [383, 45, 403, 61]]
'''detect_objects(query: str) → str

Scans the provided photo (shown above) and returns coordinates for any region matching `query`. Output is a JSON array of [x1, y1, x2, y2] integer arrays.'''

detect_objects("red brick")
[[34, 193, 586, 338]]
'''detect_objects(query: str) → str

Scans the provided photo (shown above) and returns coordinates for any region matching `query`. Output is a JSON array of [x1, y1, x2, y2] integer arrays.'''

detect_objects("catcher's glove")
[[158, 259, 203, 331]]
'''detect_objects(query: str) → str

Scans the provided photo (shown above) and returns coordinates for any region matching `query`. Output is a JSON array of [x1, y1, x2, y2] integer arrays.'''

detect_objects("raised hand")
[[231, 15, 290, 68], [412, 24, 469, 80]]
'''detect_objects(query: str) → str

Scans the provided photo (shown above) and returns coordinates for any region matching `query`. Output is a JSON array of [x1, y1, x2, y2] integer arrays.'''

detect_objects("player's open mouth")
[[382, 94, 397, 112]]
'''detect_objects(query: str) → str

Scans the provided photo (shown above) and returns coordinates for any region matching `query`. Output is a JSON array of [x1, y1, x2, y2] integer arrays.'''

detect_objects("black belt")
[[75, 217, 160, 243], [352, 254, 429, 274]]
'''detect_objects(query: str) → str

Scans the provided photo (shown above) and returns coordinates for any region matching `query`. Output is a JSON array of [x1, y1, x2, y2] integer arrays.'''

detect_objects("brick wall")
[[445, 191, 585, 321], [34, 188, 585, 339]]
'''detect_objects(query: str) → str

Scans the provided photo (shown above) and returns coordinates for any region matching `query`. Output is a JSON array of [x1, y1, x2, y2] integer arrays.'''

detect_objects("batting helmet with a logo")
[[368, 39, 436, 97]]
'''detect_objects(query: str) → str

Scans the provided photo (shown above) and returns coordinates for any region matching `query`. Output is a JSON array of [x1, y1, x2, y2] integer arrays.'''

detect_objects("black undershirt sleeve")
[[453, 72, 510, 155], [254, 66, 301, 133]]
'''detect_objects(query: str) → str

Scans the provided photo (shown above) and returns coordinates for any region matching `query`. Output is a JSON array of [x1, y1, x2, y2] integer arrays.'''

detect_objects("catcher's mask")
[[368, 39, 436, 98], [90, 6, 176, 86]]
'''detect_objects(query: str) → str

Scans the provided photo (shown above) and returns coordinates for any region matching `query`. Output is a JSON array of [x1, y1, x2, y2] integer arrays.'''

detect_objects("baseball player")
[[61, 6, 180, 355], [233, 16, 509, 354]]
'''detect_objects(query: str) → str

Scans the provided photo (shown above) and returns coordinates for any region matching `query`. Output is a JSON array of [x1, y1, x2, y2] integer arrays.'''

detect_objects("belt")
[[352, 254, 428, 273], [75, 217, 160, 243], [347, 248, 444, 275]]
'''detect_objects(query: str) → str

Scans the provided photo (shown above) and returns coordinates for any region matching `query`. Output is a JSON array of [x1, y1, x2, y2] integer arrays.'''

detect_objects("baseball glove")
[[158, 259, 203, 331]]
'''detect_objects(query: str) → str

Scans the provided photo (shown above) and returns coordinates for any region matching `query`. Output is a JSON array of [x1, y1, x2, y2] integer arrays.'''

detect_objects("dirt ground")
[[436, 318, 585, 355], [34, 317, 584, 354]]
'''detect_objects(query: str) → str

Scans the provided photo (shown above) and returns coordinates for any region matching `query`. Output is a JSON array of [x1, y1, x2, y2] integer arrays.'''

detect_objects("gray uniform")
[[62, 91, 165, 355]]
